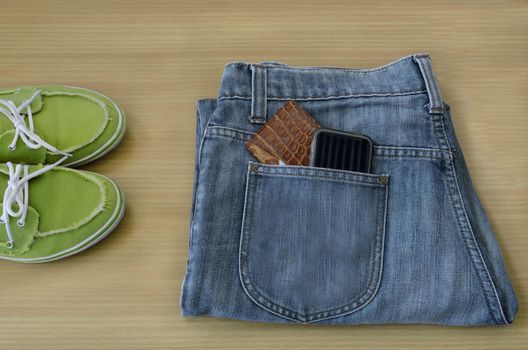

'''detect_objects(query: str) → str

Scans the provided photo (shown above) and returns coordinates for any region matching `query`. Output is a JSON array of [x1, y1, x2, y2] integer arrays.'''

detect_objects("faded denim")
[[181, 54, 518, 325]]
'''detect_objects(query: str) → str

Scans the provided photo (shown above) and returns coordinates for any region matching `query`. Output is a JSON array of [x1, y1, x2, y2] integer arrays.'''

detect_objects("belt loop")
[[249, 64, 267, 124], [413, 53, 444, 114]]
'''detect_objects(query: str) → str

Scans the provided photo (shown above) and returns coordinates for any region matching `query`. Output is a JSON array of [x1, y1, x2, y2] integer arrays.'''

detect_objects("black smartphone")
[[309, 128, 373, 173]]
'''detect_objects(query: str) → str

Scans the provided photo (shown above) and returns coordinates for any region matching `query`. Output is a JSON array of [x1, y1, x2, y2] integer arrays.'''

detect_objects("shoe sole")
[[0, 173, 125, 263]]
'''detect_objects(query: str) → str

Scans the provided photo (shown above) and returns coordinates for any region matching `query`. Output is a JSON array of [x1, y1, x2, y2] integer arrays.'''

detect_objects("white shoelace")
[[0, 90, 70, 156], [0, 155, 70, 249]]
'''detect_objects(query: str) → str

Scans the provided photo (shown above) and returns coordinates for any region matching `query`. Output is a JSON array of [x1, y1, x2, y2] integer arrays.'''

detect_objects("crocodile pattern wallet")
[[245, 101, 320, 166]]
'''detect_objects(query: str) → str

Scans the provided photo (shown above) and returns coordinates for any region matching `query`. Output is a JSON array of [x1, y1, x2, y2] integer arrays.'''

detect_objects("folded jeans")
[[180, 54, 518, 325]]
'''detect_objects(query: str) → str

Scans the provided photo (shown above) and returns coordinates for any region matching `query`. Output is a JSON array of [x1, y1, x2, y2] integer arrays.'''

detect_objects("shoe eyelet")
[[8, 145, 15, 151], [17, 221, 25, 227]]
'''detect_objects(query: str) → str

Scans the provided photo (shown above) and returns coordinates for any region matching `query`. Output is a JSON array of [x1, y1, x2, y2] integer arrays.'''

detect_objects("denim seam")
[[187, 102, 206, 258], [181, 102, 208, 310], [197, 108, 216, 167], [189, 104, 215, 245], [440, 115, 508, 325], [183, 102, 216, 303], [375, 145, 446, 153], [254, 54, 415, 73], [218, 90, 427, 102], [252, 162, 385, 184], [251, 171, 385, 187], [432, 113, 507, 325], [224, 54, 416, 73], [207, 126, 451, 160], [375, 145, 449, 159], [440, 163, 498, 323], [374, 154, 443, 161], [432, 113, 497, 323], [208, 126, 254, 142], [239, 163, 388, 323]]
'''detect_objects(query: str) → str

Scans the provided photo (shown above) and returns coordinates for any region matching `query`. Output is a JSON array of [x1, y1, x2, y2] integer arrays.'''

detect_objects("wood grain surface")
[[0, 1, 526, 349]]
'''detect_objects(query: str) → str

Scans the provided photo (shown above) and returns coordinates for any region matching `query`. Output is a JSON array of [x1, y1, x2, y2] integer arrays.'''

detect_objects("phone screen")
[[309, 128, 373, 173]]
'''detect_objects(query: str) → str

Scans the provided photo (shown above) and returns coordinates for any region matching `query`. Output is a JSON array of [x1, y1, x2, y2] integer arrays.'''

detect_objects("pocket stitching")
[[239, 165, 388, 323], [253, 172, 384, 187], [252, 162, 384, 185]]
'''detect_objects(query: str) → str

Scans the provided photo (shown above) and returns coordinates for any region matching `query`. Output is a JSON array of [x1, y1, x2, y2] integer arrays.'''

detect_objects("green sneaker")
[[0, 86, 126, 167], [0, 157, 125, 263]]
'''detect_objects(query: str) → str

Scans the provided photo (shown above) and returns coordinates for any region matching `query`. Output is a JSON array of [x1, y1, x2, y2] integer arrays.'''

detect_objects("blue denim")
[[181, 54, 518, 325]]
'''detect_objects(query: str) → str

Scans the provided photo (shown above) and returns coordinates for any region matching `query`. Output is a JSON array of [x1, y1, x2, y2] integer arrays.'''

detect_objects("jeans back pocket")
[[239, 162, 389, 323]]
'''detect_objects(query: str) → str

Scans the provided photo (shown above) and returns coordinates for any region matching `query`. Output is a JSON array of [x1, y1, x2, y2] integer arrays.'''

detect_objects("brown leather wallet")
[[245, 101, 320, 166]]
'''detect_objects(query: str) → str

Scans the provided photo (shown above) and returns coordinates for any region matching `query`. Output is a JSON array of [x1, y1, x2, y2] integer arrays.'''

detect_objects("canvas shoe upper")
[[0, 156, 125, 263], [0, 86, 126, 167]]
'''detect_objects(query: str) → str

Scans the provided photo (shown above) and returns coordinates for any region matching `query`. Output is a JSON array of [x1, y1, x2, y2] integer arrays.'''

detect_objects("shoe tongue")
[[0, 130, 47, 164], [0, 87, 43, 114]]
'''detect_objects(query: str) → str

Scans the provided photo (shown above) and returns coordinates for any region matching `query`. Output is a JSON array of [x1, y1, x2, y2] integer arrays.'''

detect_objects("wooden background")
[[0, 1, 526, 349]]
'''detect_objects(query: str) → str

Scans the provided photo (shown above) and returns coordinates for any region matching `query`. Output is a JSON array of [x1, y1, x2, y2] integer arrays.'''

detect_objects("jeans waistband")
[[218, 53, 444, 123]]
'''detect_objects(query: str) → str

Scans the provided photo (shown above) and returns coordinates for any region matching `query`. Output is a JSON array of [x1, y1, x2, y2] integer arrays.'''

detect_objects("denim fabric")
[[180, 54, 518, 325]]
